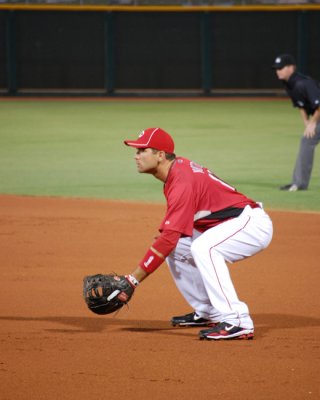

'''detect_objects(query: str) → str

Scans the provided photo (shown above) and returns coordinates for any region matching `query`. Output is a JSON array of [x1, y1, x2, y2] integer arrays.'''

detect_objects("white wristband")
[[125, 274, 139, 288]]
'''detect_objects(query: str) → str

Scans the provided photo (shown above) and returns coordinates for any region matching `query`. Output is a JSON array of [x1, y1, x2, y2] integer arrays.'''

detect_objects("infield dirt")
[[0, 195, 319, 400]]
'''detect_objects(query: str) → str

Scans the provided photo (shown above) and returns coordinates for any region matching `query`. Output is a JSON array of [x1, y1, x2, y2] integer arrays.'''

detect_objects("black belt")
[[202, 207, 244, 221]]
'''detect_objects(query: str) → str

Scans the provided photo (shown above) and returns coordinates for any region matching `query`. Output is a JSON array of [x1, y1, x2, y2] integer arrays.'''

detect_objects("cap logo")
[[138, 130, 145, 138], [275, 57, 281, 64]]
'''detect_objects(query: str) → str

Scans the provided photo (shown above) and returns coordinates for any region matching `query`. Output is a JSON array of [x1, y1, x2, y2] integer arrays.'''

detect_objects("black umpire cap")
[[272, 54, 296, 70]]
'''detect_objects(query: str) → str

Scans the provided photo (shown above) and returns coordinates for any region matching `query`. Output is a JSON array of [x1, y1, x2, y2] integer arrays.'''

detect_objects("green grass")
[[0, 98, 319, 211]]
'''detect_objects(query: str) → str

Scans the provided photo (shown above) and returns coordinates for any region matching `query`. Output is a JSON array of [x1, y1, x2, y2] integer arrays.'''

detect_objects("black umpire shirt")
[[283, 72, 320, 116]]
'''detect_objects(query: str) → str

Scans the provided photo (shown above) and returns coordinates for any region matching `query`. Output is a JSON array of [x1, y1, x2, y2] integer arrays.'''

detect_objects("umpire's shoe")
[[280, 183, 304, 191], [171, 312, 211, 327]]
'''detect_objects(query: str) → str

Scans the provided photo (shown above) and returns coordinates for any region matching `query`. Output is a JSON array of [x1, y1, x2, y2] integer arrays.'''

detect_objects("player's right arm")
[[303, 107, 320, 138], [299, 108, 309, 127]]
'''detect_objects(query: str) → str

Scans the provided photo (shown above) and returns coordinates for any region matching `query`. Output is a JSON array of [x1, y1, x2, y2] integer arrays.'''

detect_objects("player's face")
[[134, 148, 161, 174], [275, 65, 295, 81]]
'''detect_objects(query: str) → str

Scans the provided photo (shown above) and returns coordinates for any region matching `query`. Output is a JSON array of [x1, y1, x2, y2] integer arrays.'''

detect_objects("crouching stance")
[[84, 127, 273, 341]]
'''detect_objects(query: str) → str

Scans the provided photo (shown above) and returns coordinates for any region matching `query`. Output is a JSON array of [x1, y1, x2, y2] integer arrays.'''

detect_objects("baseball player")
[[272, 53, 320, 191], [123, 128, 273, 340]]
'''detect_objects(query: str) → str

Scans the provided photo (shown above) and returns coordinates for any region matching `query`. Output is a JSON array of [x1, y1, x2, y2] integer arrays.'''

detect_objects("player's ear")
[[158, 150, 166, 161]]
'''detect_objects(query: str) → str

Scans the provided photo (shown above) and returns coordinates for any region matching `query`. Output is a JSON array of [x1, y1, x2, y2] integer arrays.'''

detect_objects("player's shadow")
[[120, 313, 320, 338], [0, 314, 319, 337]]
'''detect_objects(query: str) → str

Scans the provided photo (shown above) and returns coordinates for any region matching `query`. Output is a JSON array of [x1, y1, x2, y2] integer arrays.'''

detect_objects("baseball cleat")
[[199, 322, 254, 340], [171, 312, 211, 327]]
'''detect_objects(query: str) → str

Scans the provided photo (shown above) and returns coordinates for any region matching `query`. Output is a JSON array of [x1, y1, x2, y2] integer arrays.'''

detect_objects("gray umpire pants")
[[292, 121, 320, 189]]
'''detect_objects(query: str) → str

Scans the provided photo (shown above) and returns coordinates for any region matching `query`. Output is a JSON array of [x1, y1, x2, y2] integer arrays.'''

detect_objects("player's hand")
[[304, 121, 316, 138]]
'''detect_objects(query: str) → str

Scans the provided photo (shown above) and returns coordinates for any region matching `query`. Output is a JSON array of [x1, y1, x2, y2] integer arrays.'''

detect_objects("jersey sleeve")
[[304, 79, 320, 110], [152, 230, 182, 258], [160, 176, 195, 236], [294, 79, 320, 112]]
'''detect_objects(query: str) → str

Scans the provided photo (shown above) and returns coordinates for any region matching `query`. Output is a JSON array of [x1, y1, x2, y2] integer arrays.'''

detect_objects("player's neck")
[[153, 159, 175, 182]]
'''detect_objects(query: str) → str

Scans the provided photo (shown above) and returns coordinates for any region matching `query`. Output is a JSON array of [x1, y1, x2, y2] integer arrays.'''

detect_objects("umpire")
[[272, 54, 320, 191]]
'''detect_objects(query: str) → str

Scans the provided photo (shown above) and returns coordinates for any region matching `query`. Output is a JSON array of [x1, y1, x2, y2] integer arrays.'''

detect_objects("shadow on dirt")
[[0, 313, 319, 336]]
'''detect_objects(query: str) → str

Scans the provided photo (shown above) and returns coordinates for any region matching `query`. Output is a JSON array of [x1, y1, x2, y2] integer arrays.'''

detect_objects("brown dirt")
[[0, 195, 319, 400]]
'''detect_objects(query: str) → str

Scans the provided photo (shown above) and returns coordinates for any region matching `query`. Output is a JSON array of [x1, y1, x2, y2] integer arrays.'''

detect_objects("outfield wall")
[[0, 5, 319, 96]]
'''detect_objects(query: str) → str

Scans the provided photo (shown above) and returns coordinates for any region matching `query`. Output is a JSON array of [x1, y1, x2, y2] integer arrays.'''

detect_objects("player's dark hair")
[[165, 152, 176, 161], [151, 148, 176, 161]]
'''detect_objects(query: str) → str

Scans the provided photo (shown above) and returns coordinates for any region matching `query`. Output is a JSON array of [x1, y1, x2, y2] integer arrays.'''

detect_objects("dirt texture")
[[0, 195, 319, 400]]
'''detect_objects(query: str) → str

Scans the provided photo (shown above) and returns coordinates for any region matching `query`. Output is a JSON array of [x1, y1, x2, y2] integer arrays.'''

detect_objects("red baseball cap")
[[124, 128, 175, 153]]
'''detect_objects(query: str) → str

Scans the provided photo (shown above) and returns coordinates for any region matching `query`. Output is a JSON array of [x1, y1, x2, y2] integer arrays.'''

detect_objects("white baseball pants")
[[166, 205, 273, 329]]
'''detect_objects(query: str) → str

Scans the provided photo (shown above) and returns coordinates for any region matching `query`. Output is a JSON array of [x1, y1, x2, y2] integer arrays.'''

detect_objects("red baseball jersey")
[[159, 157, 258, 236]]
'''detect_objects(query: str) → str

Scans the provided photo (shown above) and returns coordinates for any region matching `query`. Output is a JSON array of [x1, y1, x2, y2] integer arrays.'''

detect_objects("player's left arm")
[[130, 230, 182, 283], [130, 246, 164, 283], [131, 177, 193, 283], [304, 107, 320, 138], [299, 108, 309, 128], [303, 80, 320, 138]]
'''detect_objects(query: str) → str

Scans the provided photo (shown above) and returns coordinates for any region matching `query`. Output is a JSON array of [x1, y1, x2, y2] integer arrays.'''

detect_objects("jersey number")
[[208, 171, 236, 191]]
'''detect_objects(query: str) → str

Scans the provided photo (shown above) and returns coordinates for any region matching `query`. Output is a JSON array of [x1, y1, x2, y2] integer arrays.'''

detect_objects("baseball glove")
[[83, 274, 135, 315]]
